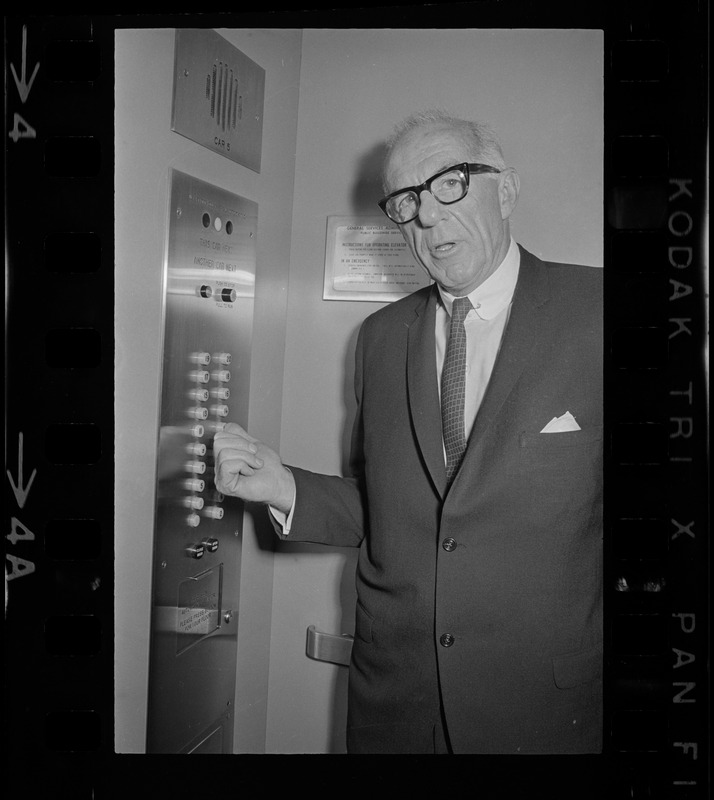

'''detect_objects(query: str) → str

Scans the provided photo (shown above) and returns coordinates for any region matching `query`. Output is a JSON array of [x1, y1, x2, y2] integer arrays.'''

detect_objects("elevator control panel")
[[146, 169, 256, 753]]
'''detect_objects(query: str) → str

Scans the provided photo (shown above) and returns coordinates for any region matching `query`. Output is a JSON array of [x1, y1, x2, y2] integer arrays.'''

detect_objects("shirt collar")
[[438, 237, 520, 321]]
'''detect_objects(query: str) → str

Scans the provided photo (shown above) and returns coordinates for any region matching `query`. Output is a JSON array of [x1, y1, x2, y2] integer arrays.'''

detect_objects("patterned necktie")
[[441, 296, 473, 484]]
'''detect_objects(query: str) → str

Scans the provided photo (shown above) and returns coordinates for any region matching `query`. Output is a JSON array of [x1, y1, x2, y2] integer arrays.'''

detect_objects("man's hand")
[[213, 422, 295, 514]]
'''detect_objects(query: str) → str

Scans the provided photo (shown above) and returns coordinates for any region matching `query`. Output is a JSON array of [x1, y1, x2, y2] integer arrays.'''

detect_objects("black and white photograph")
[[4, 6, 709, 798]]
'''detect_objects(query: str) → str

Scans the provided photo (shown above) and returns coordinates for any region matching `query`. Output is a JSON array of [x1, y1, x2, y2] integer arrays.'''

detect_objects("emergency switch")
[[185, 542, 205, 559]]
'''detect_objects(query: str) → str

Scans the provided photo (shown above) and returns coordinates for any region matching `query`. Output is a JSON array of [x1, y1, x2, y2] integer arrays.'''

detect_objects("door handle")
[[306, 625, 353, 666]]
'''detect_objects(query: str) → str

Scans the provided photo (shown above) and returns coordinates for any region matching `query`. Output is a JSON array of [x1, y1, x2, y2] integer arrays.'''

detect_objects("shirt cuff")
[[268, 470, 296, 534]]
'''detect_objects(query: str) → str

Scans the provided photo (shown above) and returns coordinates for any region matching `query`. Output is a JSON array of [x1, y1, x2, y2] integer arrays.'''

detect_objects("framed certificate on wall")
[[323, 216, 430, 302]]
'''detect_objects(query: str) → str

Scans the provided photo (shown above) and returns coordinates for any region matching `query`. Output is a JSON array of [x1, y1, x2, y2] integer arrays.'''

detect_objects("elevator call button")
[[183, 496, 204, 510], [202, 506, 224, 520]]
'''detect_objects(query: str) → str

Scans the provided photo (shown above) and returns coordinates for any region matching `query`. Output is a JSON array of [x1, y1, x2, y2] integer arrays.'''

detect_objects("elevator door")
[[146, 169, 255, 753]]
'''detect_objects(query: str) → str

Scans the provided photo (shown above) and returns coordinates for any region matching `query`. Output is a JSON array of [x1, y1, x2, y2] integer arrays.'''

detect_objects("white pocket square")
[[540, 411, 581, 433]]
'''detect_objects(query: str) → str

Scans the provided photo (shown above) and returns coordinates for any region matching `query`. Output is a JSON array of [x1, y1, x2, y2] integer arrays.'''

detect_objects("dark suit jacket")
[[282, 245, 603, 754]]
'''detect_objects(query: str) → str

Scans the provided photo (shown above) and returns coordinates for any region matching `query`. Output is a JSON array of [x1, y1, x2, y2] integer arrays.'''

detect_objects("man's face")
[[384, 124, 518, 297]]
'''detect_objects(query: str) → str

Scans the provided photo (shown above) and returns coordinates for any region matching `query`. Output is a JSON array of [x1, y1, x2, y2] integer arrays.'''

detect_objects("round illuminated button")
[[188, 388, 209, 402], [185, 460, 206, 474], [186, 442, 207, 456], [189, 370, 210, 384], [202, 506, 224, 520], [189, 352, 211, 365], [212, 370, 231, 383], [189, 424, 205, 438], [210, 387, 230, 400], [183, 496, 204, 510], [211, 405, 229, 418], [186, 513, 201, 528], [214, 216, 222, 232], [183, 478, 205, 492], [188, 407, 209, 420], [213, 352, 232, 365]]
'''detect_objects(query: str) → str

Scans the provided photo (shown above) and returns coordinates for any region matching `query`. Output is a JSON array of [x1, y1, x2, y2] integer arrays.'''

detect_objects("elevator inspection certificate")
[[323, 216, 430, 302]]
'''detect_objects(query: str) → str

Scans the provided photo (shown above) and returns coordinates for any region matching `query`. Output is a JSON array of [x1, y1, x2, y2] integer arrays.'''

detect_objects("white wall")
[[267, 28, 603, 753]]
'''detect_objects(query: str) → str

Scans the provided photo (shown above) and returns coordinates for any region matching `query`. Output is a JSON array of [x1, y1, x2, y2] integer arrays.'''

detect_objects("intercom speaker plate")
[[171, 28, 265, 172]]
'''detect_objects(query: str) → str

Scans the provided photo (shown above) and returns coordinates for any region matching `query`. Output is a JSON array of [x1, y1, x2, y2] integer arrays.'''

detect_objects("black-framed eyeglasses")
[[378, 162, 502, 224]]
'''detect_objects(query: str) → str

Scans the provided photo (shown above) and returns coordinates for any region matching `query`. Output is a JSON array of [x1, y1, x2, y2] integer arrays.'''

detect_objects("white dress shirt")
[[274, 238, 520, 533], [435, 236, 520, 442]]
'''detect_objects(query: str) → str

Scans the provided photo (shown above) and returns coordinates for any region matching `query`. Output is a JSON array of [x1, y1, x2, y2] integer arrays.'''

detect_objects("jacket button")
[[442, 537, 457, 552], [440, 633, 455, 647]]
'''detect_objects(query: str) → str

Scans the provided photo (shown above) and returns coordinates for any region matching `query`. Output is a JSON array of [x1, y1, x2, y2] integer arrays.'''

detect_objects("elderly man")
[[214, 110, 603, 755]]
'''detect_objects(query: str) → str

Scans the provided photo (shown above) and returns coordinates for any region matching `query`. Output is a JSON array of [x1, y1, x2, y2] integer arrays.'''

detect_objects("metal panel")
[[146, 169, 256, 753], [171, 29, 265, 172]]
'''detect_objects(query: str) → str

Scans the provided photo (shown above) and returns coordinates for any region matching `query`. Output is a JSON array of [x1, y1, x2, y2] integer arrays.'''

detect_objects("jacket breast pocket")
[[509, 425, 603, 476], [553, 643, 602, 689]]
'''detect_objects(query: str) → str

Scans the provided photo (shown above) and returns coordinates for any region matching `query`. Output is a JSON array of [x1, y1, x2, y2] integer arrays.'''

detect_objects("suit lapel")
[[463, 247, 551, 454], [406, 286, 447, 498]]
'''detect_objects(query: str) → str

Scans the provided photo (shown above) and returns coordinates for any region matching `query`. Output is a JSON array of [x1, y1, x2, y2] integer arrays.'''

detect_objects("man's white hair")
[[382, 109, 507, 192]]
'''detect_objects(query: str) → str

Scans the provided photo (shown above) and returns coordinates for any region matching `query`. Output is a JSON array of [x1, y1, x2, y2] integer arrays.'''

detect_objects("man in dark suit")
[[214, 111, 603, 755]]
